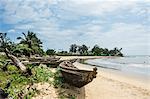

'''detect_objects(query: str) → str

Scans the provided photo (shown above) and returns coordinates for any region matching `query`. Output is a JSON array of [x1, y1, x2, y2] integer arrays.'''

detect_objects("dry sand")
[[74, 61, 150, 99]]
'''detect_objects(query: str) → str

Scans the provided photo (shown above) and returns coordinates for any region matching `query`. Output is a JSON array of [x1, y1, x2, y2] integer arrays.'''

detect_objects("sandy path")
[[74, 62, 150, 99]]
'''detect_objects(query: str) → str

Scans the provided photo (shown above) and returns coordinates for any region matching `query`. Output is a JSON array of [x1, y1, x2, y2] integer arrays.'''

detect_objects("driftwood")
[[4, 48, 27, 72], [59, 61, 97, 88]]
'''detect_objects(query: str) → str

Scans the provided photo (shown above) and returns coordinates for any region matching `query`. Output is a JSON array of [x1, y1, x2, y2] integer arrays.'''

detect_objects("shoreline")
[[58, 56, 150, 99], [74, 62, 150, 99], [60, 56, 150, 99], [74, 62, 150, 90], [59, 56, 150, 90]]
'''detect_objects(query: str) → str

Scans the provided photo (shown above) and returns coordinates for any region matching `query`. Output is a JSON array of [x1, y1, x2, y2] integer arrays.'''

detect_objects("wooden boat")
[[59, 61, 97, 88], [20, 60, 63, 68], [17, 57, 61, 67], [29, 57, 60, 62]]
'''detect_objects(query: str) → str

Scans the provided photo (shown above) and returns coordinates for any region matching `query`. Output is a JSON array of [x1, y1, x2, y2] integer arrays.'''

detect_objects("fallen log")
[[4, 48, 27, 72]]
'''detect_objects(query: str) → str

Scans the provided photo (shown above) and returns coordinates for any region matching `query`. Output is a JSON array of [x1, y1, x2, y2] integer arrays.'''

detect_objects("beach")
[[70, 56, 150, 99], [28, 56, 150, 99]]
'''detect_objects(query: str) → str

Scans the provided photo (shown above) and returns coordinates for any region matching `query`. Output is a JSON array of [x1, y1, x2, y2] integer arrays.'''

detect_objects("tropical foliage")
[[46, 49, 56, 56], [0, 32, 123, 57], [0, 33, 15, 53], [69, 44, 78, 53], [16, 31, 44, 56], [69, 44, 123, 56]]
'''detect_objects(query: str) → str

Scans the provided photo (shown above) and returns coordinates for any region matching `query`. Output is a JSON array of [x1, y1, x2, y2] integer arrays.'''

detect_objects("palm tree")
[[17, 31, 43, 56], [0, 33, 27, 72], [0, 33, 13, 52], [77, 45, 89, 55], [69, 44, 77, 53], [82, 44, 88, 54]]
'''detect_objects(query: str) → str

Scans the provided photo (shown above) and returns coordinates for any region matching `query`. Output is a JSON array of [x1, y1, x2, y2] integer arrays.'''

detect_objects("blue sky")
[[0, 0, 150, 55]]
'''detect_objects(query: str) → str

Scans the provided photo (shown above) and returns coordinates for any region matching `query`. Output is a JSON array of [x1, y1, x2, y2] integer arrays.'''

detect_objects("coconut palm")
[[69, 44, 77, 53], [17, 31, 43, 55], [0, 33, 14, 52], [0, 33, 27, 72]]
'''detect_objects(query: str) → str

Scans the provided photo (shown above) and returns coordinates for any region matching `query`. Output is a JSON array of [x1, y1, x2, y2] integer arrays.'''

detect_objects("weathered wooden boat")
[[17, 57, 60, 67], [29, 57, 60, 62], [19, 60, 63, 67], [59, 61, 97, 88]]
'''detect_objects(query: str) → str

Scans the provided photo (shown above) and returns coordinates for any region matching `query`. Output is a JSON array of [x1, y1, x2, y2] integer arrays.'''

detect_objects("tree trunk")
[[4, 48, 27, 72]]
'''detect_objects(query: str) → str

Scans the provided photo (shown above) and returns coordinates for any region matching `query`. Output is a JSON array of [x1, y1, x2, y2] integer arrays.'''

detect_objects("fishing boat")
[[29, 57, 60, 62], [59, 61, 97, 88], [20, 57, 61, 67]]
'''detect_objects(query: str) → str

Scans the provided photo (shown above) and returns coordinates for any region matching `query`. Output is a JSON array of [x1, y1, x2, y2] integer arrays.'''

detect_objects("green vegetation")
[[68, 44, 123, 56], [0, 33, 15, 53], [0, 60, 63, 98], [16, 31, 44, 57], [46, 49, 56, 56], [91, 45, 123, 56], [0, 32, 123, 57]]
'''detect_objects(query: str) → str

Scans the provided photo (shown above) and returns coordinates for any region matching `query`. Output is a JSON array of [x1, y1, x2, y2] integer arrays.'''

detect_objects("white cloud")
[[94, 23, 150, 55], [57, 0, 140, 17], [1, 0, 149, 55]]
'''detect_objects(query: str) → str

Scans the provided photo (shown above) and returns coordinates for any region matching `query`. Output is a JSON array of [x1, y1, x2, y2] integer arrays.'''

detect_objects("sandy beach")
[[70, 57, 150, 99], [32, 56, 150, 99]]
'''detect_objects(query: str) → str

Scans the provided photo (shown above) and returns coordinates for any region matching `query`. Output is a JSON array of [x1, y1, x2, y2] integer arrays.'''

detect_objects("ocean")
[[85, 56, 150, 76]]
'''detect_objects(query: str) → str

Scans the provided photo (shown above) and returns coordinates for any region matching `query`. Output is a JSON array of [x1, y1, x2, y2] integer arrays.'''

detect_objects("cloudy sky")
[[0, 0, 150, 55]]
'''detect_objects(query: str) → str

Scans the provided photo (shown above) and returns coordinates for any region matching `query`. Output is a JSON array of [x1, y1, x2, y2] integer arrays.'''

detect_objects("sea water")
[[85, 56, 150, 76]]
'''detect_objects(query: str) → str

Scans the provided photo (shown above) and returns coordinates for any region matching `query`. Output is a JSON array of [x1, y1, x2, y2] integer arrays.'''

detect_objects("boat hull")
[[59, 62, 97, 88]]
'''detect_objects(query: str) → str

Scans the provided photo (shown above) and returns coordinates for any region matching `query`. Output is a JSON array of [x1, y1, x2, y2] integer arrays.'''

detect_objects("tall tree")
[[69, 44, 77, 53], [46, 49, 56, 56], [81, 44, 88, 54], [91, 45, 101, 56], [0, 33, 27, 72], [0, 33, 14, 52], [17, 31, 43, 56], [78, 44, 88, 55], [109, 47, 123, 56]]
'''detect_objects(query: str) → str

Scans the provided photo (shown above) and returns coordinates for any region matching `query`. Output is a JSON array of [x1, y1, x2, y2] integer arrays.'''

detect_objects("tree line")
[[68, 44, 123, 56], [0, 31, 123, 57]]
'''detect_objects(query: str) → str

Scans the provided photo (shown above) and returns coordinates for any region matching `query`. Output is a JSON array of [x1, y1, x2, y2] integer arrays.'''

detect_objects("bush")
[[3, 65, 55, 98], [31, 66, 53, 83], [7, 65, 18, 71], [0, 63, 64, 99], [53, 68, 63, 88]]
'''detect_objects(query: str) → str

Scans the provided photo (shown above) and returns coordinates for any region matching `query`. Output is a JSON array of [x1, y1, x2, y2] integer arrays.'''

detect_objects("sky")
[[0, 0, 150, 55]]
